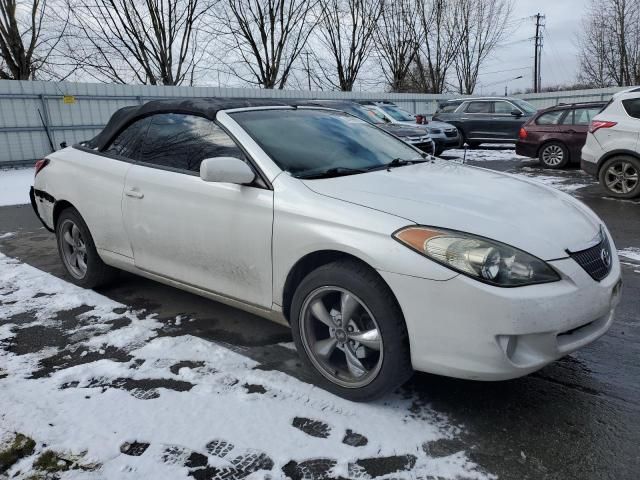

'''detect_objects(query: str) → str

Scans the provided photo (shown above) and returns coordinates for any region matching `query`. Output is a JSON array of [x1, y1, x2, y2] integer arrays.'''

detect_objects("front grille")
[[568, 232, 612, 281], [415, 142, 433, 153], [444, 129, 457, 138]]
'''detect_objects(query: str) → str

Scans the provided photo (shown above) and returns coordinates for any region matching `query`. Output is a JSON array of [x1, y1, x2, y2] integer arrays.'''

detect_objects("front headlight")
[[393, 227, 560, 287]]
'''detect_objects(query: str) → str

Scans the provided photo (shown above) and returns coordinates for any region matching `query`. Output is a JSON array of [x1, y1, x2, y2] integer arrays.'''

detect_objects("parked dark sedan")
[[295, 99, 434, 154], [516, 102, 605, 168], [433, 97, 538, 147]]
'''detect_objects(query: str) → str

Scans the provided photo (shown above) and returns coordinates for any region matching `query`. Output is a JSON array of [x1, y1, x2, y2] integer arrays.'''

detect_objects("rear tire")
[[599, 156, 640, 199], [539, 141, 569, 169], [290, 260, 412, 401], [55, 207, 118, 288]]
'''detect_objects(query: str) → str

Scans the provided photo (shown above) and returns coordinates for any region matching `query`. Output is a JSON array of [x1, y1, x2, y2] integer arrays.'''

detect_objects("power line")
[[478, 66, 530, 76]]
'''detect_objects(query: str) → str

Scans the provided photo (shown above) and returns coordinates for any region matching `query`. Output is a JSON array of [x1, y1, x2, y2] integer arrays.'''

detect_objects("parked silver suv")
[[581, 87, 640, 199]]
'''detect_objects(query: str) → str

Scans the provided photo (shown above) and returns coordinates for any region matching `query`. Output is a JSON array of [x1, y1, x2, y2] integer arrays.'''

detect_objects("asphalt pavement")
[[1, 154, 639, 480]]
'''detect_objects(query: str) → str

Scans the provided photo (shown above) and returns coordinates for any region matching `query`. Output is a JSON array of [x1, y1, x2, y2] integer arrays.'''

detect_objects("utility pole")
[[533, 13, 545, 93], [305, 51, 311, 91]]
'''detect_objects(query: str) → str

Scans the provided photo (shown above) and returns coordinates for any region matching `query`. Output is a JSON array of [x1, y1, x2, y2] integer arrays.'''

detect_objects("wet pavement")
[[1, 153, 639, 480]]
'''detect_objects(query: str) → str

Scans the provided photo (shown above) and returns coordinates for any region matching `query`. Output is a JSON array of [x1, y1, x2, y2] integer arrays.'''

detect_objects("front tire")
[[539, 141, 569, 169], [55, 207, 118, 288], [290, 260, 412, 401], [599, 156, 640, 199]]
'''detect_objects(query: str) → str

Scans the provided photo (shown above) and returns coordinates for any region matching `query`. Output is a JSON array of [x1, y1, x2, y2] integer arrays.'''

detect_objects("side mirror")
[[200, 157, 255, 185], [511, 109, 523, 117]]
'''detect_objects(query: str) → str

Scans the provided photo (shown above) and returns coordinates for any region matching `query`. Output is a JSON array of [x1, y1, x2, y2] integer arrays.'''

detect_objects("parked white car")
[[31, 99, 622, 401], [582, 86, 640, 198]]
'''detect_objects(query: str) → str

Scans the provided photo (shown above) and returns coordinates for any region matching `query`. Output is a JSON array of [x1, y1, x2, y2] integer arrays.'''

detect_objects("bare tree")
[[315, 0, 383, 91], [65, 0, 214, 85], [453, 0, 511, 94], [374, 0, 420, 92], [578, 0, 640, 87], [219, 0, 318, 89], [411, 0, 460, 93], [0, 0, 69, 79]]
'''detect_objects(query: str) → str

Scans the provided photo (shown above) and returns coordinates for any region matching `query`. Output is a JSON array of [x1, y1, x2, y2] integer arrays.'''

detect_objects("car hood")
[[425, 120, 456, 130], [380, 123, 431, 138], [302, 161, 601, 260]]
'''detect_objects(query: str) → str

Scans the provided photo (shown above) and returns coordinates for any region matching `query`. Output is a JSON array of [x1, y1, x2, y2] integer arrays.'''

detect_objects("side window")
[[137, 113, 246, 172], [493, 101, 515, 114], [466, 101, 491, 114], [103, 117, 151, 158], [622, 99, 640, 119], [536, 110, 565, 125], [573, 107, 600, 125], [560, 110, 575, 125]]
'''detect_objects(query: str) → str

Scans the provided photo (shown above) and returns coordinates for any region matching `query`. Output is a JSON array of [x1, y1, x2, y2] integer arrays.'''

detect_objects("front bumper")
[[379, 251, 622, 381], [432, 135, 460, 150]]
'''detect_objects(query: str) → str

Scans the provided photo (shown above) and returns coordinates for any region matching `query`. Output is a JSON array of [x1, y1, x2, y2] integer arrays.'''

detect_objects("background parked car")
[[297, 100, 434, 155], [582, 87, 640, 199], [359, 101, 459, 155], [433, 97, 538, 148], [516, 102, 606, 168]]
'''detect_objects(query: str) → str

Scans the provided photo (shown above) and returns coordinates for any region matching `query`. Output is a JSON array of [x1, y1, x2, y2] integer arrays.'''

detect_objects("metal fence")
[[0, 80, 632, 167]]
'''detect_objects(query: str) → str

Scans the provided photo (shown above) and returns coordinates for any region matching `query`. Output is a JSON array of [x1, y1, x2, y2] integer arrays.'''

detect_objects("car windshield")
[[230, 108, 423, 178], [340, 104, 385, 125], [379, 105, 416, 121], [512, 99, 537, 114]]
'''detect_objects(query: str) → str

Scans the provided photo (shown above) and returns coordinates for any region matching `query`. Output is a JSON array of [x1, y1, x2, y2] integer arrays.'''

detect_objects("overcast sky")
[[476, 0, 584, 95]]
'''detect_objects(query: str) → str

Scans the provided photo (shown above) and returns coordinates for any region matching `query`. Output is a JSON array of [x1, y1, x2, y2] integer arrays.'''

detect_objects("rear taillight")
[[34, 158, 49, 177], [518, 127, 528, 139], [589, 120, 617, 134]]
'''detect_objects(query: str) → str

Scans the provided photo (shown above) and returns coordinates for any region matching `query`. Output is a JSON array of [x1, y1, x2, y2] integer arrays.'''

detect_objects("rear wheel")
[[539, 141, 569, 169], [599, 156, 640, 199], [290, 260, 412, 401], [56, 208, 118, 288]]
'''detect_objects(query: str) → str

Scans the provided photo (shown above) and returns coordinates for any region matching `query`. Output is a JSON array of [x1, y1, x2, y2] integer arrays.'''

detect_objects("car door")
[[122, 112, 274, 308], [491, 100, 524, 140], [461, 101, 493, 139]]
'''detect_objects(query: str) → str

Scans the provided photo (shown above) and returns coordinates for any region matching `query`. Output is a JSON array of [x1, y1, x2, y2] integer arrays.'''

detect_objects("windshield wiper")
[[368, 157, 429, 171], [296, 166, 369, 179]]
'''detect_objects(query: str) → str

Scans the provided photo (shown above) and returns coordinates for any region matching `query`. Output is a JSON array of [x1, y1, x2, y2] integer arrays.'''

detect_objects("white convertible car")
[[30, 98, 622, 401]]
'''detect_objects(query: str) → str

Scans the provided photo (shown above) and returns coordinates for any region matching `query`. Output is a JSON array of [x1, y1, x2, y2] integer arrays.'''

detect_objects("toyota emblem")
[[600, 248, 611, 267]]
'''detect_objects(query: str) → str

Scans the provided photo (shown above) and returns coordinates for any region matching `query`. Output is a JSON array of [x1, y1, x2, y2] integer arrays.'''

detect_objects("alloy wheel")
[[299, 286, 384, 388], [542, 145, 564, 166], [59, 219, 88, 279], [604, 161, 639, 194]]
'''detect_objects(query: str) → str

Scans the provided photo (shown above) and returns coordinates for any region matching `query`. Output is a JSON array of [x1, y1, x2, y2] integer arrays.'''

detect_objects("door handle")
[[125, 188, 144, 199]]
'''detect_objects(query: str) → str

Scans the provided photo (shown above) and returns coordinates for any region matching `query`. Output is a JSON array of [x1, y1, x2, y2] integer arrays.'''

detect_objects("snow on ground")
[[0, 252, 492, 480], [618, 247, 640, 263], [0, 168, 32, 207], [445, 145, 527, 162]]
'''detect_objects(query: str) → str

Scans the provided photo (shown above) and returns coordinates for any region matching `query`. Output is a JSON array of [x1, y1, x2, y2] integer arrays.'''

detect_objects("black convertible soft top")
[[85, 97, 292, 150]]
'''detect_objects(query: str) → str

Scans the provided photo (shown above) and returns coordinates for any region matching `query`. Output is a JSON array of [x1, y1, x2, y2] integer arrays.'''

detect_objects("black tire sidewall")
[[290, 261, 412, 402], [55, 208, 114, 288], [539, 141, 569, 169], [599, 156, 640, 199]]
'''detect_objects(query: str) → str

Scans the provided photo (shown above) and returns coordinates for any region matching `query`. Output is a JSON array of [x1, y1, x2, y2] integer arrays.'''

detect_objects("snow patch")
[[0, 252, 492, 479], [0, 168, 33, 206], [445, 146, 527, 162], [0, 232, 15, 239], [618, 247, 640, 263]]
